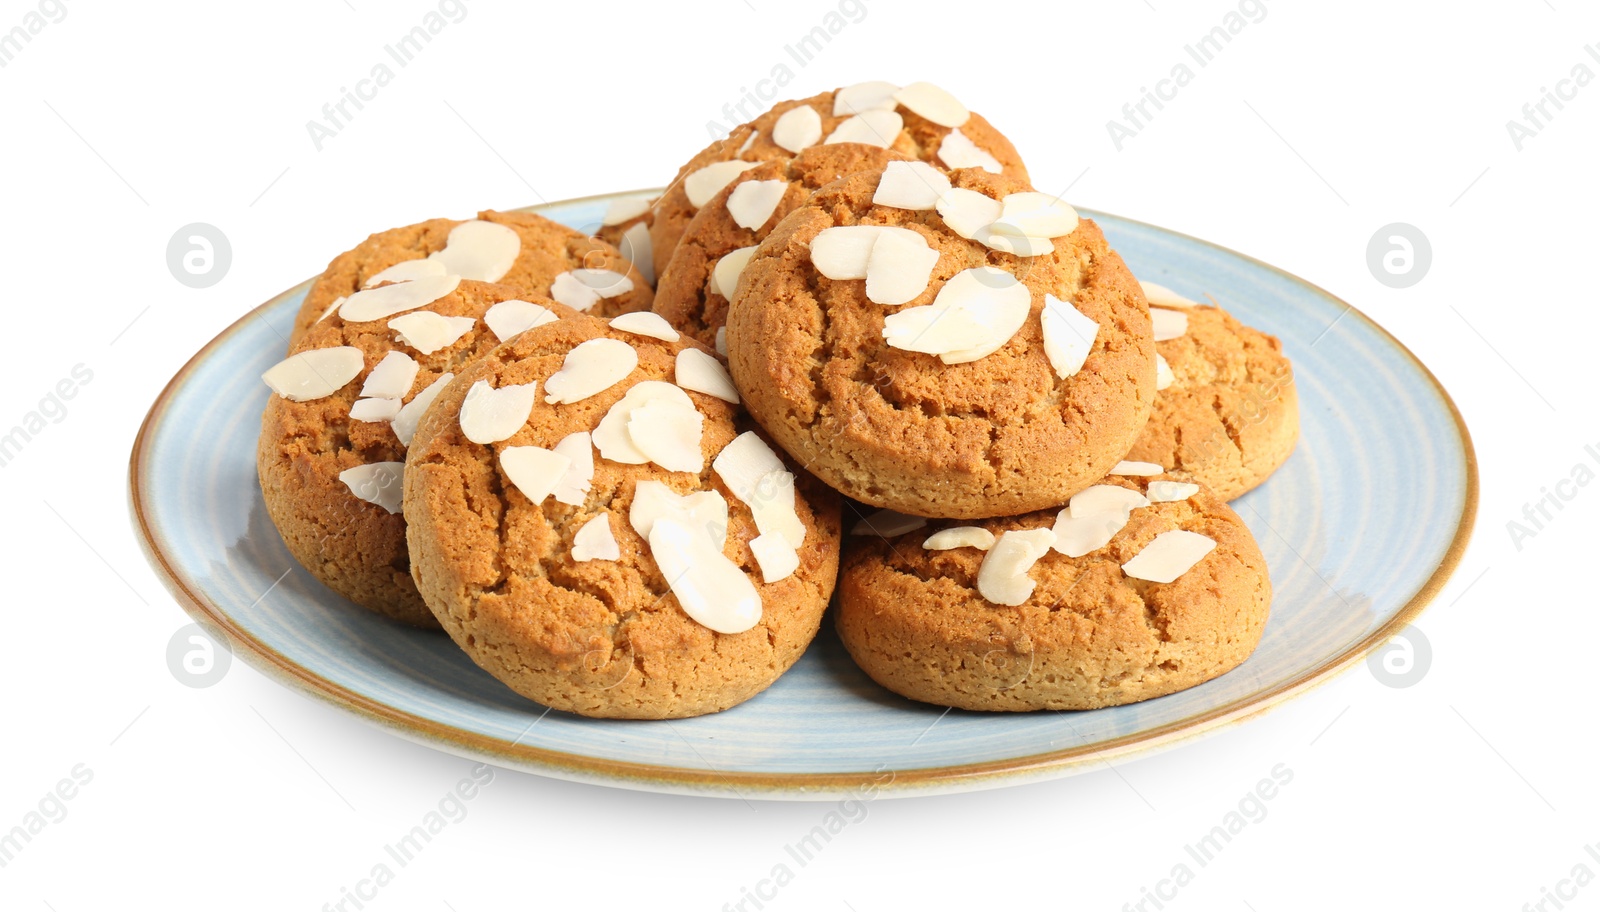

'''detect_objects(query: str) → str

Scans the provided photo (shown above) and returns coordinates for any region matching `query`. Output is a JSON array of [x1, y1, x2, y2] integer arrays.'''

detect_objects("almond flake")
[[676, 348, 739, 403], [865, 229, 940, 306], [823, 109, 903, 148], [893, 81, 968, 128], [349, 397, 402, 422], [990, 192, 1079, 239], [649, 517, 762, 634], [726, 179, 788, 231], [550, 431, 595, 506], [593, 381, 695, 464], [1140, 281, 1197, 308], [543, 338, 638, 404], [974, 231, 1054, 257], [499, 445, 573, 506], [550, 269, 634, 312], [1151, 307, 1188, 342], [316, 296, 346, 324], [737, 131, 757, 155], [619, 221, 655, 286], [571, 513, 621, 562], [1041, 294, 1099, 380], [833, 81, 900, 116], [609, 311, 679, 342], [1072, 484, 1151, 517], [710, 246, 758, 299], [360, 351, 420, 399], [390, 372, 453, 447], [427, 220, 520, 283], [1112, 460, 1164, 476], [977, 528, 1057, 606], [873, 160, 952, 211], [262, 347, 365, 402], [923, 527, 995, 551], [628, 397, 705, 473], [850, 509, 927, 537], [602, 197, 652, 227], [750, 532, 800, 583], [810, 226, 895, 280], [713, 434, 806, 550], [364, 258, 447, 288], [458, 379, 539, 444], [685, 160, 762, 209], [1122, 530, 1217, 583], [629, 480, 729, 547], [1051, 485, 1150, 557], [1147, 481, 1200, 503], [339, 462, 404, 514], [340, 275, 461, 323], [388, 312, 476, 355], [1156, 353, 1175, 391], [715, 327, 728, 356], [771, 105, 823, 153], [884, 267, 1030, 364], [937, 128, 1003, 174], [484, 299, 559, 343], [935, 187, 1004, 240], [881, 301, 989, 356]]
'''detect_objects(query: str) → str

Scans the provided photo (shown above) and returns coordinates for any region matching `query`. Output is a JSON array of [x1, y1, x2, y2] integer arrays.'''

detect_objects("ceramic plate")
[[130, 190, 1476, 800]]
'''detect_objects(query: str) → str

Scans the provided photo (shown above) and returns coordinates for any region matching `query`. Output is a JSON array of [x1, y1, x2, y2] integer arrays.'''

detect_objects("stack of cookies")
[[258, 81, 1297, 720]]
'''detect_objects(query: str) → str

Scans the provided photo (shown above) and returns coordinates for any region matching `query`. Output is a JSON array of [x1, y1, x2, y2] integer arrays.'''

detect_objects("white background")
[[2, 0, 1596, 909]]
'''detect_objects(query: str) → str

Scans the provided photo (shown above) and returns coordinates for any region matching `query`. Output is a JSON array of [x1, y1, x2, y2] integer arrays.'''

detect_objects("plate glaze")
[[129, 190, 1476, 799]]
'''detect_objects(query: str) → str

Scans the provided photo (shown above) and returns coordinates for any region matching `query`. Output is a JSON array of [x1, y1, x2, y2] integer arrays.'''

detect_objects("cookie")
[[287, 209, 652, 348], [836, 472, 1271, 711], [653, 143, 907, 347], [402, 313, 843, 719], [259, 279, 576, 627], [650, 81, 1028, 279], [1123, 292, 1298, 500], [726, 166, 1157, 519]]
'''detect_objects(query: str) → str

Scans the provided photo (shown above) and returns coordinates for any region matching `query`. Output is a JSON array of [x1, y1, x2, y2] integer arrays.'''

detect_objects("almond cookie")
[[726, 166, 1157, 519], [259, 279, 577, 626], [403, 313, 843, 719], [650, 81, 1028, 279], [1124, 286, 1299, 500], [287, 209, 652, 348], [653, 143, 906, 347], [836, 472, 1271, 711]]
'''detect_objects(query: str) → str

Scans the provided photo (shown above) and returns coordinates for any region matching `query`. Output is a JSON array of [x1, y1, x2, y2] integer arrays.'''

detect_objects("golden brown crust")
[[836, 476, 1271, 711], [725, 168, 1157, 519], [650, 88, 1029, 278], [288, 210, 652, 349], [653, 144, 908, 346], [402, 314, 843, 719], [1124, 305, 1298, 500]]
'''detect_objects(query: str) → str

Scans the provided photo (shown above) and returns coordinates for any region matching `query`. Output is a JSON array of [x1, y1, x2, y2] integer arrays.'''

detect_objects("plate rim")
[[127, 189, 1479, 798]]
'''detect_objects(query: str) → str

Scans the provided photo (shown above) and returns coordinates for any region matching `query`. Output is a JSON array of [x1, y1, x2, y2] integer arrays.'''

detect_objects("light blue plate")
[[130, 191, 1476, 799]]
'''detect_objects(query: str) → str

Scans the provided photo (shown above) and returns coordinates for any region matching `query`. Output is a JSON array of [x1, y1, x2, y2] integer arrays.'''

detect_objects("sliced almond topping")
[[390, 372, 453, 447], [737, 130, 757, 155], [884, 267, 1030, 364], [261, 347, 364, 402], [544, 338, 638, 404], [1147, 481, 1200, 503], [823, 109, 903, 148], [649, 517, 762, 634], [628, 480, 728, 547], [349, 397, 402, 423], [976, 528, 1057, 606], [711, 430, 786, 496], [628, 397, 705, 473], [935, 187, 1004, 240], [712, 434, 806, 550], [602, 196, 652, 227], [340, 275, 462, 323], [316, 296, 346, 324], [750, 532, 800, 583], [726, 179, 788, 231], [937, 128, 1003, 174], [1111, 460, 1164, 476], [593, 381, 695, 464], [1041, 294, 1099, 380], [850, 509, 927, 537], [483, 299, 559, 343], [338, 462, 404, 514], [458, 379, 539, 445], [1052, 485, 1150, 557], [923, 526, 996, 551], [1156, 353, 1175, 391], [619, 221, 656, 286], [873, 160, 952, 211], [893, 81, 969, 128], [571, 513, 621, 562], [1072, 484, 1151, 516], [364, 258, 447, 288], [388, 311, 476, 355], [834, 81, 900, 116], [499, 445, 573, 506], [550, 269, 634, 312], [881, 300, 989, 356], [685, 160, 762, 209], [771, 105, 823, 153], [1122, 530, 1217, 583], [865, 228, 940, 306], [1140, 281, 1198, 308], [426, 220, 520, 283], [990, 192, 1079, 239], [715, 326, 728, 356], [676, 348, 739, 403], [811, 226, 894, 280], [360, 351, 419, 399], [1151, 307, 1189, 342], [609, 311, 679, 342], [550, 431, 595, 506], [710, 246, 758, 300], [975, 231, 1055, 257]]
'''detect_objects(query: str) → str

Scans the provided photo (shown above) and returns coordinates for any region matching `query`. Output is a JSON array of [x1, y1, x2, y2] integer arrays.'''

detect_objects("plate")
[[129, 190, 1476, 799]]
